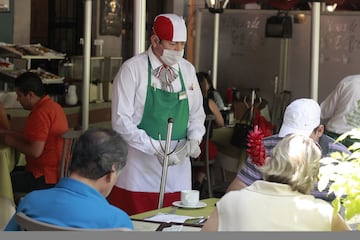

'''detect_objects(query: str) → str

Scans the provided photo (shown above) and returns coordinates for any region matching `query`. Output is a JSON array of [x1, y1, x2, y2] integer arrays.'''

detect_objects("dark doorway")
[[31, 0, 84, 57]]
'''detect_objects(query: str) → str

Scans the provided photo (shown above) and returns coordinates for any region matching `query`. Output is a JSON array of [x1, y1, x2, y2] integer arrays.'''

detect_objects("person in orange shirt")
[[0, 72, 69, 194]]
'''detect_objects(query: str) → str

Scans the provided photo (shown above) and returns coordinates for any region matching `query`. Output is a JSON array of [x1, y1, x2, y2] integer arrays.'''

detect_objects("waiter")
[[109, 13, 206, 215]]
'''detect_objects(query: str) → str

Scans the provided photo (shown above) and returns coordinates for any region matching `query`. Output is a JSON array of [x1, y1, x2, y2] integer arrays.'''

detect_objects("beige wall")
[[13, 0, 30, 44]]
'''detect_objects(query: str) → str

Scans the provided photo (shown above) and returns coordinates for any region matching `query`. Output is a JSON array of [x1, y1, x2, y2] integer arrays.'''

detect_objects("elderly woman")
[[202, 134, 350, 231]]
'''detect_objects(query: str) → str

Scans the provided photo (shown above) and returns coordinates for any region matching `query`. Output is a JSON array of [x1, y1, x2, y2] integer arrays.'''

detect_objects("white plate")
[[172, 201, 207, 209]]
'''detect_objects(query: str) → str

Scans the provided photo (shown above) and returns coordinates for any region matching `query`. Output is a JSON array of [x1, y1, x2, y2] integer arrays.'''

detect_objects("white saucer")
[[172, 201, 207, 209]]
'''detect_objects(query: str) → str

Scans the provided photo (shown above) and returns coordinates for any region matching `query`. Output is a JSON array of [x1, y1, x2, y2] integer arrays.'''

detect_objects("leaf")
[[319, 157, 339, 165], [349, 142, 360, 151], [317, 129, 360, 222], [317, 176, 329, 192], [330, 151, 343, 160], [332, 198, 341, 213]]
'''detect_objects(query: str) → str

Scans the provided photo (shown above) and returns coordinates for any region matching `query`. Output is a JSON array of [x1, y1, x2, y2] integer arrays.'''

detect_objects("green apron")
[[138, 59, 189, 140]]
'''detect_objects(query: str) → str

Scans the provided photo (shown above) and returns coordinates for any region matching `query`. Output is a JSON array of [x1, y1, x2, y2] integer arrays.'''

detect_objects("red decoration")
[[246, 125, 266, 166], [253, 107, 274, 137]]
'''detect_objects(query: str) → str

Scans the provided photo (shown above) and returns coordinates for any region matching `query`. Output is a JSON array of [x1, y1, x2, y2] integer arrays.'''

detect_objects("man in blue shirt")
[[226, 98, 350, 202], [5, 127, 133, 231]]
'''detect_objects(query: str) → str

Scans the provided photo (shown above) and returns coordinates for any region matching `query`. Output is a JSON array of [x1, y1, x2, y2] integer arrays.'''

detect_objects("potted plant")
[[318, 128, 360, 230]]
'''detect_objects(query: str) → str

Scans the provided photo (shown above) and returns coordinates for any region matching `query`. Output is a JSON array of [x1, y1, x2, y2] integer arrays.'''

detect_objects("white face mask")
[[160, 49, 184, 66]]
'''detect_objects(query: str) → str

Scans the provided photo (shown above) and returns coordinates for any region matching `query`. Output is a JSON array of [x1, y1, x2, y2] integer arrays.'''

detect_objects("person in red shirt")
[[0, 71, 69, 193]]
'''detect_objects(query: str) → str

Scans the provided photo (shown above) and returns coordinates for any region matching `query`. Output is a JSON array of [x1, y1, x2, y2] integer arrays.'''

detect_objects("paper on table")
[[145, 213, 203, 223]]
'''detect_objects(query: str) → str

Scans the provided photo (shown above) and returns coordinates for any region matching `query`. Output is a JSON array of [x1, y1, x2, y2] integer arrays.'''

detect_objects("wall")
[[13, 0, 30, 44], [195, 9, 360, 109], [195, 9, 280, 108], [0, 0, 13, 43]]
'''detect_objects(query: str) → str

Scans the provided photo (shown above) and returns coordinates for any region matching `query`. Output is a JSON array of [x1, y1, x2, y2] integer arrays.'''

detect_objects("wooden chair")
[[16, 212, 132, 231], [59, 129, 82, 179], [192, 114, 216, 198], [12, 129, 81, 206]]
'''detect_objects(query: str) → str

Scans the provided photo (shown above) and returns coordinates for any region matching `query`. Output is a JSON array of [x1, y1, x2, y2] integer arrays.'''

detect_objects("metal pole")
[[310, 2, 321, 102], [82, 0, 92, 130], [209, 0, 229, 89], [279, 38, 289, 91], [134, 0, 146, 55], [194, 9, 202, 70], [158, 118, 174, 209], [212, 13, 220, 89]]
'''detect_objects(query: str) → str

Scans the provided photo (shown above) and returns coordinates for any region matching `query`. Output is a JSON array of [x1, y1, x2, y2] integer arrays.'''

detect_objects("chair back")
[[16, 212, 132, 231], [59, 129, 82, 179]]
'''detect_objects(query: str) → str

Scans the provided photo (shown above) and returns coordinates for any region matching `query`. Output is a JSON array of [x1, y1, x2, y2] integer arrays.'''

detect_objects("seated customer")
[[5, 127, 134, 231], [320, 74, 360, 147], [193, 72, 224, 193], [197, 72, 226, 111], [202, 134, 350, 231], [226, 98, 350, 202], [0, 72, 69, 192]]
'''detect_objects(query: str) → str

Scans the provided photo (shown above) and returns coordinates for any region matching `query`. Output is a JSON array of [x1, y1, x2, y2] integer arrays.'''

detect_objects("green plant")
[[318, 128, 360, 230]]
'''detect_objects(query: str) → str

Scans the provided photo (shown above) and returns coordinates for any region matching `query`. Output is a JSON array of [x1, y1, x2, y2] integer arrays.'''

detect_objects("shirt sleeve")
[[4, 214, 20, 231], [237, 136, 278, 185], [111, 59, 161, 155], [183, 65, 206, 143], [237, 157, 262, 186], [213, 90, 225, 110]]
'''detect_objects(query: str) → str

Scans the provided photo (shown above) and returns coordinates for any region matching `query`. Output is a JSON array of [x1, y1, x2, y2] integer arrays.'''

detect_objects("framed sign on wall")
[[100, 0, 123, 37], [0, 0, 10, 12]]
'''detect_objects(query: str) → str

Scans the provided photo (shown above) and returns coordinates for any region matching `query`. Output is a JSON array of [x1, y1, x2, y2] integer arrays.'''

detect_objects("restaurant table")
[[131, 198, 219, 231], [0, 144, 16, 230]]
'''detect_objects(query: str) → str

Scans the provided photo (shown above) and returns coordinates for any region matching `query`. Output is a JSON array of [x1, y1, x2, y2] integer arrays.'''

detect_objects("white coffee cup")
[[181, 190, 199, 206]]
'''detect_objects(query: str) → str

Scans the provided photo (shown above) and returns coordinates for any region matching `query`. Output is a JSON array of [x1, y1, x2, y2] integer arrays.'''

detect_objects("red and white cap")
[[153, 14, 187, 42]]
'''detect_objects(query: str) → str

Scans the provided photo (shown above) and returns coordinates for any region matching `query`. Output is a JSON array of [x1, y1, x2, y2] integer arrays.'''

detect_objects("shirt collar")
[[248, 180, 303, 197], [32, 95, 51, 111], [56, 178, 106, 201]]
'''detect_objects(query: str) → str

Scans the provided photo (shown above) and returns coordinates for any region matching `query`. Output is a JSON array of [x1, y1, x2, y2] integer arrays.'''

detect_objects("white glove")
[[154, 139, 200, 166], [155, 141, 189, 166], [188, 139, 201, 158]]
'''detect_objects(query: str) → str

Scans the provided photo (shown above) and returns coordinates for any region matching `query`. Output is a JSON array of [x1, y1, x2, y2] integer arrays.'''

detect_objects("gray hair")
[[259, 134, 321, 194], [69, 127, 128, 179]]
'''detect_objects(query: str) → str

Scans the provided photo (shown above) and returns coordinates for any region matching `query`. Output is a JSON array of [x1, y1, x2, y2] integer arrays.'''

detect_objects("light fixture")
[[204, 0, 229, 89], [205, 0, 229, 13], [326, 3, 337, 12]]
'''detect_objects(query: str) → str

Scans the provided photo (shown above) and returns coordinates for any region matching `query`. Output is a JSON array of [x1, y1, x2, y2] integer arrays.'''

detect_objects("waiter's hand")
[[155, 141, 189, 166], [155, 139, 200, 166], [155, 150, 186, 166], [188, 139, 201, 158]]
